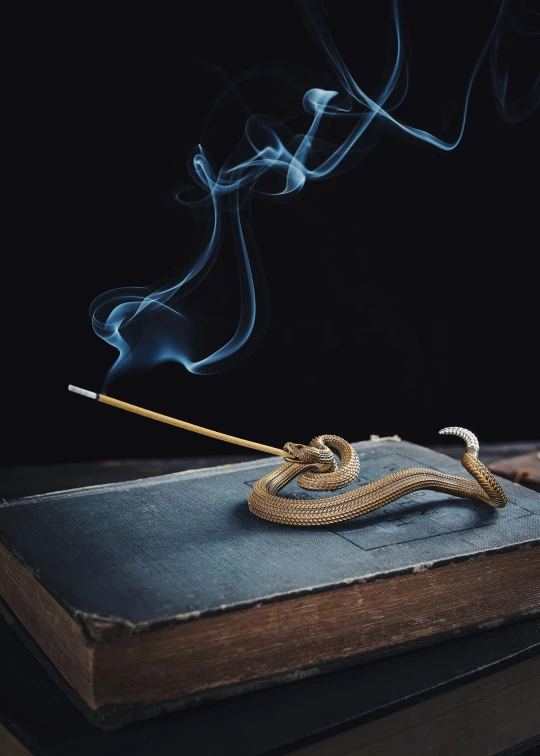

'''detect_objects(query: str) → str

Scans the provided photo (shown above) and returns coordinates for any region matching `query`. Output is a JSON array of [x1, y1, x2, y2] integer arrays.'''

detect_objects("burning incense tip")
[[68, 385, 287, 457], [69, 385, 98, 400]]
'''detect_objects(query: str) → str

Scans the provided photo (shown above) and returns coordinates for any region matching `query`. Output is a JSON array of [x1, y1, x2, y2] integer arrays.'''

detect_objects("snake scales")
[[248, 427, 507, 526]]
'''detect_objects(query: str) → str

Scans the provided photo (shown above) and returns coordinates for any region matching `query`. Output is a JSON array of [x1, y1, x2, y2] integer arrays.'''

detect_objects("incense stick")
[[68, 385, 287, 457]]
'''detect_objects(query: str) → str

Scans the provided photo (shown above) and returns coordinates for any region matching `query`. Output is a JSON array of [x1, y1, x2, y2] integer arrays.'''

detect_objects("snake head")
[[283, 442, 307, 460], [283, 442, 320, 463], [283, 441, 335, 465]]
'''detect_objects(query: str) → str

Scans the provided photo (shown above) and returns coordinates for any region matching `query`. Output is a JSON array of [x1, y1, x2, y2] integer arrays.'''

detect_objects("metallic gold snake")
[[248, 427, 507, 526]]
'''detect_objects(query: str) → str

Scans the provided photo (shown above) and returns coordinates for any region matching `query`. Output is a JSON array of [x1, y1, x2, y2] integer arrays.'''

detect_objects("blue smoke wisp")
[[90, 0, 539, 388]]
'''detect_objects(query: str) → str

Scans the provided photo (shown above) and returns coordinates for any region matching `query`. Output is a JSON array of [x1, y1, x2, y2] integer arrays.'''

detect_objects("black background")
[[3, 0, 539, 466]]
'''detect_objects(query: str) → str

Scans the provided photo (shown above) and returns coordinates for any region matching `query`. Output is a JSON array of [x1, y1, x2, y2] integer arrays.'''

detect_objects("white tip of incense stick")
[[68, 385, 98, 400]]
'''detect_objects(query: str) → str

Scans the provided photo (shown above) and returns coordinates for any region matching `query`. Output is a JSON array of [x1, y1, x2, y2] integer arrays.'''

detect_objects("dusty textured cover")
[[0, 440, 539, 726]]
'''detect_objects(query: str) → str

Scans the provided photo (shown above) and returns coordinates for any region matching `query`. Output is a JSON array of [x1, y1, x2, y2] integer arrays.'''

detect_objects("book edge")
[[3, 591, 540, 732], [80, 546, 540, 715], [2, 541, 539, 720], [77, 537, 540, 638]]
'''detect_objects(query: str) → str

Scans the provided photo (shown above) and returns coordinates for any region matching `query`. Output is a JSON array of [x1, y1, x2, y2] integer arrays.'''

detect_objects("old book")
[[0, 440, 539, 728]]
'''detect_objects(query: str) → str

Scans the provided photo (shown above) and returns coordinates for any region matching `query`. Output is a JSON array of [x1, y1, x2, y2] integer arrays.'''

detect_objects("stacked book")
[[0, 439, 539, 750]]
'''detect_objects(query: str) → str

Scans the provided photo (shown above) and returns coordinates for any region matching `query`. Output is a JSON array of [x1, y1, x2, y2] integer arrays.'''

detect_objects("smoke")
[[90, 0, 539, 389]]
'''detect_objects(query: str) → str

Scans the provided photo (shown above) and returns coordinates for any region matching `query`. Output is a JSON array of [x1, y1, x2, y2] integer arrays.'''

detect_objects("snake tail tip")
[[438, 426, 480, 450]]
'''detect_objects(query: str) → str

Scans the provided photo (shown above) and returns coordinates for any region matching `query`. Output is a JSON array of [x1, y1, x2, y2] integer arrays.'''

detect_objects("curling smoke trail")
[[91, 0, 539, 387]]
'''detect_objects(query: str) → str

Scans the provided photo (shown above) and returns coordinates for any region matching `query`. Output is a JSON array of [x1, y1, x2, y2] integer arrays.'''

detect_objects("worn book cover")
[[0, 440, 539, 727]]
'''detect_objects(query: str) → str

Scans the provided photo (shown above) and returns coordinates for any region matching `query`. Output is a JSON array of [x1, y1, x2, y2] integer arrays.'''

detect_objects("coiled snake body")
[[248, 427, 507, 526]]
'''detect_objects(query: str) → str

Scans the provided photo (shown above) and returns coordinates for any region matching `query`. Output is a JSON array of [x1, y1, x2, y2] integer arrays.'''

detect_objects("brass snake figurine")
[[248, 427, 507, 526]]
